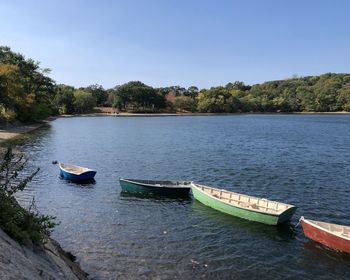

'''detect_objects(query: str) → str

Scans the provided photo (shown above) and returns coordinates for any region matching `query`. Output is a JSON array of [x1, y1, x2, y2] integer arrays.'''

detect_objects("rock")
[[0, 229, 88, 280]]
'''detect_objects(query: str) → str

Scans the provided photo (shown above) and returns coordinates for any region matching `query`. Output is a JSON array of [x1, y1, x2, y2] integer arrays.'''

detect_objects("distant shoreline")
[[59, 111, 350, 118]]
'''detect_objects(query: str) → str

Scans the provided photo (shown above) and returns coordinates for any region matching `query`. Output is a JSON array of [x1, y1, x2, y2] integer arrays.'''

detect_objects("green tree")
[[74, 90, 96, 113], [53, 85, 76, 114], [197, 87, 240, 113], [187, 86, 199, 98], [113, 81, 166, 112], [82, 84, 108, 107], [225, 81, 250, 91], [0, 46, 55, 122], [337, 87, 350, 111], [174, 96, 197, 112], [0, 64, 23, 122]]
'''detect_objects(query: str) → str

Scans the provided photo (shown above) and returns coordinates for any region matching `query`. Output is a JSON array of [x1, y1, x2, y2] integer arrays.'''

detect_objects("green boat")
[[119, 178, 192, 197], [191, 183, 297, 225]]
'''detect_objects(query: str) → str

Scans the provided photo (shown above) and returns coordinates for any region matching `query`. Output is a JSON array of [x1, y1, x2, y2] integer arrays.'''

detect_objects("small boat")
[[191, 183, 297, 225], [300, 216, 350, 254], [59, 162, 96, 181], [119, 178, 192, 196]]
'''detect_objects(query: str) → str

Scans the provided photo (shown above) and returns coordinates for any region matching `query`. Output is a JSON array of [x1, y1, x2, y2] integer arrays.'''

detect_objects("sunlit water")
[[10, 115, 350, 279]]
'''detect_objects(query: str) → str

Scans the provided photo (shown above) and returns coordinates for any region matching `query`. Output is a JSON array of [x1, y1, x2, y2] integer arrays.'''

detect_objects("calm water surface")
[[13, 115, 350, 279]]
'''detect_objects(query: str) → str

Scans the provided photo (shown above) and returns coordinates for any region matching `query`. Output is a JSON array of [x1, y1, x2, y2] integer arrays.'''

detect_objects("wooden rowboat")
[[191, 183, 297, 225], [300, 216, 350, 254], [59, 162, 96, 181], [119, 178, 192, 196]]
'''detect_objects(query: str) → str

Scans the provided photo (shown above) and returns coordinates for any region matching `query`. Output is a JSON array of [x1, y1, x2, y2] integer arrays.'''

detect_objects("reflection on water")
[[59, 177, 97, 187], [191, 200, 296, 242], [302, 241, 350, 279], [13, 115, 350, 279], [120, 190, 192, 202]]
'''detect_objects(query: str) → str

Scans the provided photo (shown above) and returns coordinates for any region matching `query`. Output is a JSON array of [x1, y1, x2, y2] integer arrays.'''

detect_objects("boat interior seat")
[[212, 193, 268, 211], [202, 186, 290, 214], [239, 201, 258, 209]]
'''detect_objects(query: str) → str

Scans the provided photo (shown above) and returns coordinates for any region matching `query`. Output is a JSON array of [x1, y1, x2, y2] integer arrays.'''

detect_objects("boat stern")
[[277, 206, 297, 224]]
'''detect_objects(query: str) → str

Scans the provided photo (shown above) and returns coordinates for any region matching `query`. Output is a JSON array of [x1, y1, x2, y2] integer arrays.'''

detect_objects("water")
[[11, 115, 350, 279]]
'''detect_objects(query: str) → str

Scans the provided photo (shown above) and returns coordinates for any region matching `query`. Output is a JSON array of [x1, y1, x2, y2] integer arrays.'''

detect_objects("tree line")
[[1, 46, 350, 122]]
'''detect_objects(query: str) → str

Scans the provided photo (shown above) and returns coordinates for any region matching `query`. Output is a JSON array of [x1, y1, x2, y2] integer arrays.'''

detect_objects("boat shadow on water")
[[303, 240, 350, 266], [59, 176, 96, 188], [119, 190, 192, 203], [191, 200, 296, 242]]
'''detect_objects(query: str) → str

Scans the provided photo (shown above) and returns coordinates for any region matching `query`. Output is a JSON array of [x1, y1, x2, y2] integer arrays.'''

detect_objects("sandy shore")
[[60, 112, 221, 117], [59, 111, 350, 118], [0, 118, 55, 145]]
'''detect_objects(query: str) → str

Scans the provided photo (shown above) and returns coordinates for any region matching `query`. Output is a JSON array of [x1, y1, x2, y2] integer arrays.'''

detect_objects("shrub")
[[0, 148, 57, 245]]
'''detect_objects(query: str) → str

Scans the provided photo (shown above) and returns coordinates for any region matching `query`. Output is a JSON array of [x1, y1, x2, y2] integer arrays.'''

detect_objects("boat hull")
[[191, 185, 296, 225], [60, 169, 96, 181], [301, 219, 350, 254], [119, 179, 191, 196]]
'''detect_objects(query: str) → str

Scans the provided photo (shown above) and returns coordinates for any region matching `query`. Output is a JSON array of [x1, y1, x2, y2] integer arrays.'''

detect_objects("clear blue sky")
[[0, 0, 349, 89]]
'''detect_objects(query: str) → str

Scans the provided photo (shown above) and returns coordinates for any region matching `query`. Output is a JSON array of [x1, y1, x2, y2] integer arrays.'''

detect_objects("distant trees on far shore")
[[110, 81, 166, 112], [1, 45, 350, 123]]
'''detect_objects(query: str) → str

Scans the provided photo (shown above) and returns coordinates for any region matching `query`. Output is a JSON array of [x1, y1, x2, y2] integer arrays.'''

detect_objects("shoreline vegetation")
[[90, 108, 350, 116], [0, 121, 88, 279], [1, 46, 350, 125]]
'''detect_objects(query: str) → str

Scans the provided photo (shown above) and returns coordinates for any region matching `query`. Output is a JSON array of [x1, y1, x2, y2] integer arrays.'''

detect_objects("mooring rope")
[[294, 216, 304, 228]]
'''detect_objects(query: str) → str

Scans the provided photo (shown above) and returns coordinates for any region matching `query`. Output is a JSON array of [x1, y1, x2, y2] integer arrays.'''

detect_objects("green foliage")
[[74, 90, 96, 114], [82, 84, 108, 107], [197, 87, 240, 113], [0, 192, 56, 245], [187, 86, 199, 98], [337, 87, 350, 111], [196, 75, 350, 113], [53, 85, 76, 114], [174, 96, 197, 112], [113, 81, 166, 112], [1, 45, 350, 118], [0, 64, 25, 121], [0, 46, 56, 122], [0, 148, 57, 245]]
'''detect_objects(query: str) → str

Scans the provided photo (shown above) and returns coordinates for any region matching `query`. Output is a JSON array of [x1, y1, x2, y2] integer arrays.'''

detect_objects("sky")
[[0, 0, 349, 89]]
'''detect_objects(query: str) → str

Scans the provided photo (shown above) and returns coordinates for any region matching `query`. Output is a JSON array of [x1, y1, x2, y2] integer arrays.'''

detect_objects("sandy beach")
[[0, 118, 55, 145]]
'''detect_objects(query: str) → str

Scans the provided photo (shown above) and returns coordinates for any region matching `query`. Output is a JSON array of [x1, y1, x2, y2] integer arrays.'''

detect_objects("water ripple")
[[13, 115, 350, 279]]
